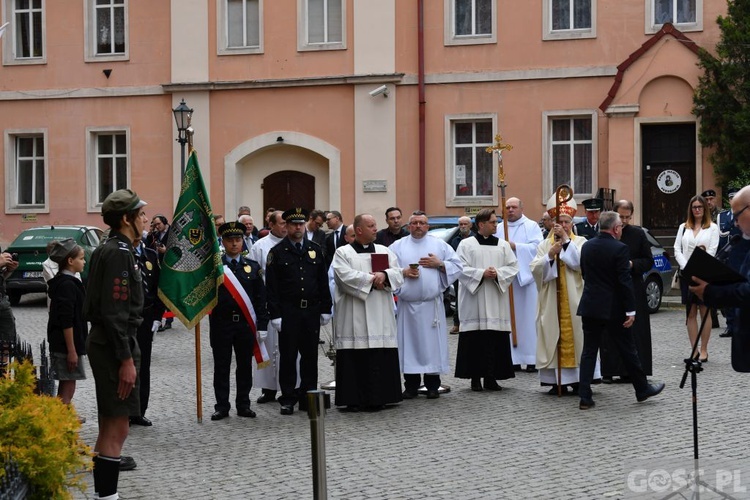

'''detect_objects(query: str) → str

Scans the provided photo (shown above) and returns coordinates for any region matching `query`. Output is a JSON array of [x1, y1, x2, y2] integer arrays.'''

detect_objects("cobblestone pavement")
[[12, 293, 749, 499]]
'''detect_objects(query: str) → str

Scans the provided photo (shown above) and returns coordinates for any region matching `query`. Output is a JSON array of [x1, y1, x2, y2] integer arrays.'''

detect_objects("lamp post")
[[172, 99, 193, 180]]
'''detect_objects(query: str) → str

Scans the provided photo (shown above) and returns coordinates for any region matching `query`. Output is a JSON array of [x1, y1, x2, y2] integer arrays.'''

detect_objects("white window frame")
[[5, 128, 48, 213], [297, 0, 346, 52], [444, 0, 497, 46], [218, 0, 264, 55], [645, 0, 702, 34], [86, 127, 131, 212], [542, 110, 597, 203], [83, 0, 129, 62], [444, 113, 498, 208], [542, 0, 596, 41], [2, 0, 46, 65]]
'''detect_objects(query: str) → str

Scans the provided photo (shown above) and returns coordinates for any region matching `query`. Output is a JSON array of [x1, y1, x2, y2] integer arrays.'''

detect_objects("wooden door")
[[262, 170, 315, 212], [641, 124, 696, 234]]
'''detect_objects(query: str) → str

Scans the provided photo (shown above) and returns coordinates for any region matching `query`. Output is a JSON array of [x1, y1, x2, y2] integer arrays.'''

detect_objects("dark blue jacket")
[[577, 232, 635, 321], [47, 273, 88, 355]]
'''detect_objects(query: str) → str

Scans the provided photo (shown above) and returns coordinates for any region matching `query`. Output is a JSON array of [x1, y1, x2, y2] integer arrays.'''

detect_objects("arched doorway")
[[263, 170, 315, 211]]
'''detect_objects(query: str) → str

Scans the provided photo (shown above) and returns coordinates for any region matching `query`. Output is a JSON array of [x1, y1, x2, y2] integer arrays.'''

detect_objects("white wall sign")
[[656, 169, 681, 194], [363, 180, 387, 192], [455, 164, 466, 185]]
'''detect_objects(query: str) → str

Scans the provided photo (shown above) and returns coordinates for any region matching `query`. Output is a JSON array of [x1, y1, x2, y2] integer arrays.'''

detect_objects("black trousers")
[[209, 318, 253, 412], [135, 309, 158, 416], [579, 317, 649, 402], [278, 307, 320, 408], [404, 373, 441, 392]]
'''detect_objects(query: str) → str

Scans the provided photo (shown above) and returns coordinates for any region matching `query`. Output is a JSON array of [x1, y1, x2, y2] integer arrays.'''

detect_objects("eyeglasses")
[[733, 204, 749, 219], [691, 205, 704, 210]]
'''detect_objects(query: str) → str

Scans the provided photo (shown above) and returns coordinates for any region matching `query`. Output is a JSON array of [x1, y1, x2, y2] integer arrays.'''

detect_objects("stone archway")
[[224, 131, 341, 218]]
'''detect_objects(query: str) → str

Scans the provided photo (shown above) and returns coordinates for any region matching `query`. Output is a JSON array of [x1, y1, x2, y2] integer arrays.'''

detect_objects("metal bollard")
[[307, 390, 330, 500]]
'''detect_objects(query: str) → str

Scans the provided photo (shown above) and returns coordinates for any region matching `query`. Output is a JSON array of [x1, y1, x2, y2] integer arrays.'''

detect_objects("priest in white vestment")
[[455, 208, 519, 391], [531, 193, 598, 394], [332, 214, 405, 410], [390, 212, 463, 399], [248, 210, 287, 404], [495, 197, 543, 372]]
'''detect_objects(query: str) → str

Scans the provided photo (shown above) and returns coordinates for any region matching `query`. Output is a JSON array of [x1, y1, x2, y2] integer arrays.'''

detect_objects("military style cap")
[[727, 187, 739, 200], [582, 198, 603, 211], [218, 221, 245, 238], [102, 189, 147, 215], [701, 189, 717, 198], [283, 208, 309, 224], [545, 192, 578, 219], [48, 238, 78, 264]]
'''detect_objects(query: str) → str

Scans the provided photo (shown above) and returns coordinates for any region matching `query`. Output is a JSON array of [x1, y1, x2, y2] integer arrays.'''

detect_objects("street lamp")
[[172, 99, 193, 180]]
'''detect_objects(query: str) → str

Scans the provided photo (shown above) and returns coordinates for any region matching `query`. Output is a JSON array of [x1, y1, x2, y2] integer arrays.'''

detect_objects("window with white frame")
[[444, 0, 496, 46], [543, 0, 596, 40], [4, 131, 47, 212], [219, 0, 263, 54], [451, 119, 494, 200], [545, 113, 595, 199], [646, 0, 702, 33], [298, 0, 345, 51], [2, 0, 45, 65], [84, 0, 128, 61], [88, 130, 129, 207]]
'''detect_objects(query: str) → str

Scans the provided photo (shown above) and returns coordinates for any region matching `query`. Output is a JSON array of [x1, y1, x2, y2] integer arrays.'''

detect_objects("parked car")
[[427, 219, 672, 313], [5, 225, 104, 305]]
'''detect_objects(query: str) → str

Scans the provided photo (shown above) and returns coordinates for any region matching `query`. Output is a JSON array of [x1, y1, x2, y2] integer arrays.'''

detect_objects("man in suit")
[[575, 198, 602, 240], [305, 209, 327, 252], [600, 200, 653, 382], [238, 214, 257, 253], [691, 185, 750, 372], [576, 211, 664, 410], [325, 210, 347, 267]]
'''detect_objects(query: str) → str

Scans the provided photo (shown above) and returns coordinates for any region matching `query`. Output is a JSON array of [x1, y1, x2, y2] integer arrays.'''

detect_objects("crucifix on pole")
[[486, 134, 518, 347]]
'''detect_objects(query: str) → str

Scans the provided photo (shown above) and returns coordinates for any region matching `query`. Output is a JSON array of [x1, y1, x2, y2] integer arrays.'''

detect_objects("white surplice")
[[390, 234, 462, 374], [496, 215, 543, 365], [456, 236, 519, 332], [332, 244, 404, 350]]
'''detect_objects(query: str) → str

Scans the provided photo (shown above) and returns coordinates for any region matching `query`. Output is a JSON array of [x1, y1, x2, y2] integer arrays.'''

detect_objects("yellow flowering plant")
[[0, 360, 92, 499]]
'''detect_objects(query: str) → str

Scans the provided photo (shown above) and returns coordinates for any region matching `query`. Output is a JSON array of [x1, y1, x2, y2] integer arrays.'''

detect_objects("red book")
[[371, 253, 389, 272]]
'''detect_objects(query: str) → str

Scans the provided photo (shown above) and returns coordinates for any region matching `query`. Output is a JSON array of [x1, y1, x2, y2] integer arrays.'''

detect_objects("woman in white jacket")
[[673, 195, 719, 362]]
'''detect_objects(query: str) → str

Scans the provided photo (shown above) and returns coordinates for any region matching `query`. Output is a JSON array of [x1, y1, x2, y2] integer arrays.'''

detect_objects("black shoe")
[[163, 323, 172, 330], [547, 385, 569, 395], [256, 393, 277, 404], [636, 382, 665, 402], [601, 376, 613, 385], [483, 379, 502, 391], [579, 399, 595, 410], [470, 378, 483, 392], [237, 408, 256, 418], [210, 410, 229, 421], [719, 328, 733, 338], [525, 365, 538, 373], [119, 456, 137, 471], [129, 416, 152, 427], [426, 389, 440, 399], [402, 389, 418, 399], [280, 405, 294, 415], [513, 364, 522, 371]]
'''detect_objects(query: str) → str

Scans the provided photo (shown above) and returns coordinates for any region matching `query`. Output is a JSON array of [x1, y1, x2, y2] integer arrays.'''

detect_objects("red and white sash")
[[222, 265, 270, 366]]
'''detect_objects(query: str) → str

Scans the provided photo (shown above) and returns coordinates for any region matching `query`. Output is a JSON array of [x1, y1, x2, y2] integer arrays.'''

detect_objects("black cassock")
[[600, 224, 653, 376]]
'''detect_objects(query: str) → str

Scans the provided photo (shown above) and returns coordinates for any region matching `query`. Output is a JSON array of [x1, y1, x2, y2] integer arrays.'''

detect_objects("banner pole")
[[195, 323, 203, 423]]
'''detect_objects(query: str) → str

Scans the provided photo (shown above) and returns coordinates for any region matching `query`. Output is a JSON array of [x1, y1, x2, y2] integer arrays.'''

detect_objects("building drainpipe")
[[418, 0, 426, 211]]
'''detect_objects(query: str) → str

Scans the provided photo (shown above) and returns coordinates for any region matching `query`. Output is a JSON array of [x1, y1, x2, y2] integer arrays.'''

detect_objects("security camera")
[[369, 85, 389, 98]]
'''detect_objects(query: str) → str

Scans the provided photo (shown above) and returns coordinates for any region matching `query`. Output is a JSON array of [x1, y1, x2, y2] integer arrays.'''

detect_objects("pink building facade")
[[0, 0, 725, 244]]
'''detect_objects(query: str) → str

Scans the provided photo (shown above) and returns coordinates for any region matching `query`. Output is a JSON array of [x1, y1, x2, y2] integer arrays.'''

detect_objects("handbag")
[[671, 269, 680, 289]]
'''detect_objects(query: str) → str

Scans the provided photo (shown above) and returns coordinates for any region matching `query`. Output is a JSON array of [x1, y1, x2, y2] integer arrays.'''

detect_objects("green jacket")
[[84, 231, 144, 361]]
